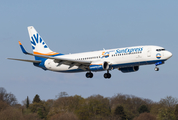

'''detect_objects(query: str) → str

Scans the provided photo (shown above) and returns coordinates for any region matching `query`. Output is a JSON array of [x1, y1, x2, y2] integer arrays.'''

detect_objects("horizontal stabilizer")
[[7, 58, 41, 63]]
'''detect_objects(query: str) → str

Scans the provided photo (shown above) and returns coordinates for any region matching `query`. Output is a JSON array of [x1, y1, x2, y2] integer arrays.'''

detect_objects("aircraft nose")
[[167, 51, 172, 59]]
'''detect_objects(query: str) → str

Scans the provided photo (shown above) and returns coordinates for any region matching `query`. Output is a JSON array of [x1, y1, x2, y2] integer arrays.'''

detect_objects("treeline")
[[0, 87, 178, 120]]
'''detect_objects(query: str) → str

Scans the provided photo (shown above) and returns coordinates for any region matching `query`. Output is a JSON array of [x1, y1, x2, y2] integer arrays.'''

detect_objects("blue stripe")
[[112, 59, 166, 69], [58, 59, 167, 73], [59, 69, 85, 73], [51, 53, 64, 57]]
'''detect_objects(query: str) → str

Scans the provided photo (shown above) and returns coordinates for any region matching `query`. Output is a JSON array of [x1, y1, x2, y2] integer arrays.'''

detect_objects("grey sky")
[[1, 0, 177, 103]]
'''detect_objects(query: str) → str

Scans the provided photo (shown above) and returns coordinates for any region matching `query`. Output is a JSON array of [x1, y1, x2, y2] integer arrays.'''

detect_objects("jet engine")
[[89, 61, 109, 71], [119, 66, 139, 73]]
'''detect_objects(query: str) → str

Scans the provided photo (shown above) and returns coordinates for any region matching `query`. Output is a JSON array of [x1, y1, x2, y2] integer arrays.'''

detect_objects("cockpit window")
[[156, 49, 165, 51]]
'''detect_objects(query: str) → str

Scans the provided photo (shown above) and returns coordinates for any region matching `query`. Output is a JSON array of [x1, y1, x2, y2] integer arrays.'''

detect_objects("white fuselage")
[[44, 45, 172, 72]]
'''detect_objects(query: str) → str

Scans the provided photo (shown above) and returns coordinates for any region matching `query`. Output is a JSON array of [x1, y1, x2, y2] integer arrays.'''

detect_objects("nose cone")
[[166, 51, 172, 59]]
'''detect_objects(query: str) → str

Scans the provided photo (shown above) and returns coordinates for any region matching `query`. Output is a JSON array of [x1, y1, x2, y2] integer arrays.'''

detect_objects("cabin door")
[[147, 48, 151, 57]]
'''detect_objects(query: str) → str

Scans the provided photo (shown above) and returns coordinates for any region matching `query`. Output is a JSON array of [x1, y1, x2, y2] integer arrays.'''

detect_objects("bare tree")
[[55, 92, 69, 99], [159, 96, 178, 109], [0, 87, 17, 105], [0, 87, 6, 100]]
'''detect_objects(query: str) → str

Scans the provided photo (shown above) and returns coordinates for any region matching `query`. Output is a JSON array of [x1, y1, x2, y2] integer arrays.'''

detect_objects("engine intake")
[[103, 61, 109, 70], [119, 66, 139, 73]]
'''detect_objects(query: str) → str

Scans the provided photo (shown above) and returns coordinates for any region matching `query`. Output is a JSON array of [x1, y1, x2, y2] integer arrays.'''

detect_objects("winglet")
[[19, 41, 28, 54], [18, 41, 22, 45]]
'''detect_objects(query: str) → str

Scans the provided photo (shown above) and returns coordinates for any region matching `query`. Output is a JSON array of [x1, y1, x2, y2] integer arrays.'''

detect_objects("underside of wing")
[[52, 58, 91, 70]]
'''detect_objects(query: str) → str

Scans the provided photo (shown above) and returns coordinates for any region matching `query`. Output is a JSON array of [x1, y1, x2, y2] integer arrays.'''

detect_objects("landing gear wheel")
[[104, 73, 108, 78], [108, 73, 111, 78], [155, 67, 159, 71], [104, 73, 111, 79], [86, 72, 93, 78], [90, 73, 93, 78]]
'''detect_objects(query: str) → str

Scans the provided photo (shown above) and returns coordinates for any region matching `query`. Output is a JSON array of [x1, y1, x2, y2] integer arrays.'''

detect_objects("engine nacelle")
[[89, 61, 109, 71], [119, 66, 139, 73]]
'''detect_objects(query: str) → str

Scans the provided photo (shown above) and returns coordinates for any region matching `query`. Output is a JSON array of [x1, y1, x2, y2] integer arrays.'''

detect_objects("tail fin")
[[27, 26, 59, 56]]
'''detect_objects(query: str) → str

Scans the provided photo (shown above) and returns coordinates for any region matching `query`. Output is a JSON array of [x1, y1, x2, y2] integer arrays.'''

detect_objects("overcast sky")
[[1, 0, 178, 103]]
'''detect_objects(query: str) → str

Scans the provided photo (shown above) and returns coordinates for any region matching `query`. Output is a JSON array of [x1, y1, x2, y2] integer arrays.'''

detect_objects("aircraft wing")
[[17, 41, 92, 69], [7, 58, 41, 63], [39, 55, 91, 69]]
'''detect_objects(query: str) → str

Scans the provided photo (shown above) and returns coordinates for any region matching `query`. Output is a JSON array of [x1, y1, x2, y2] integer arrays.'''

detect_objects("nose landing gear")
[[154, 61, 164, 71], [155, 66, 159, 71]]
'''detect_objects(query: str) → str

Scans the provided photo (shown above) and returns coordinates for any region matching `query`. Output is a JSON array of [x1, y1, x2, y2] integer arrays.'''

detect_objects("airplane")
[[8, 26, 172, 79]]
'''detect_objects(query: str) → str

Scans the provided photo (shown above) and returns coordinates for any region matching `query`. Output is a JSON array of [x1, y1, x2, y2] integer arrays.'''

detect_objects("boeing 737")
[[8, 26, 172, 79]]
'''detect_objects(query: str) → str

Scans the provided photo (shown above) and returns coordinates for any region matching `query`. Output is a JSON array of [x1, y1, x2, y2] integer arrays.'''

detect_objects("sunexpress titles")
[[115, 47, 143, 54]]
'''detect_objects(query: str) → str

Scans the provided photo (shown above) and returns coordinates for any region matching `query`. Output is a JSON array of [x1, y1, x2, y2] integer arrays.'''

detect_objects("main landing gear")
[[104, 73, 111, 79], [86, 72, 93, 78], [104, 70, 111, 79], [85, 70, 111, 79]]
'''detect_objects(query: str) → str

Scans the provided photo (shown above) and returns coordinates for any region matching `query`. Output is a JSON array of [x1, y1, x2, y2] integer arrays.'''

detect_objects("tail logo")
[[31, 33, 48, 50]]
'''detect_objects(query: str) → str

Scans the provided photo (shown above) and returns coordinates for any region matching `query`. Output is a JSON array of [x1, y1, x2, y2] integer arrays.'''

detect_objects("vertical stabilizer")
[[27, 26, 59, 56]]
